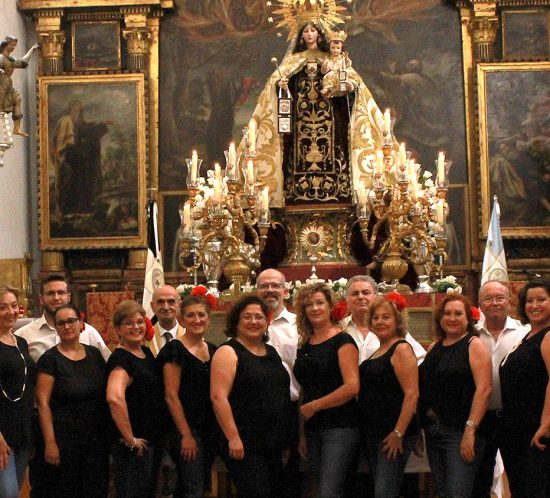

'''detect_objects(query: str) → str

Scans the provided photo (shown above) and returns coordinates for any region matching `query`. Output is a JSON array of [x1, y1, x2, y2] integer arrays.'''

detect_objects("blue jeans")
[[112, 441, 161, 498], [363, 431, 416, 498], [0, 446, 31, 498], [425, 424, 485, 498], [305, 426, 360, 498]]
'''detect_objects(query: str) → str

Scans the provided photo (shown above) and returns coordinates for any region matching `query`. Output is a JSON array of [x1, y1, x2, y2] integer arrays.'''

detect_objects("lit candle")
[[384, 109, 391, 135], [214, 162, 222, 182], [247, 160, 255, 186], [249, 118, 257, 153], [228, 142, 236, 166], [213, 178, 222, 203], [436, 200, 445, 226], [191, 150, 198, 183], [399, 143, 406, 165], [358, 181, 367, 206], [411, 179, 418, 200], [437, 152, 445, 184], [183, 203, 191, 232]]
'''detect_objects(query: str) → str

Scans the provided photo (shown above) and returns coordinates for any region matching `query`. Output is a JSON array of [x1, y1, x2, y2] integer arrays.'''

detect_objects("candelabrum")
[[356, 125, 452, 292], [178, 128, 270, 299], [0, 112, 14, 167]]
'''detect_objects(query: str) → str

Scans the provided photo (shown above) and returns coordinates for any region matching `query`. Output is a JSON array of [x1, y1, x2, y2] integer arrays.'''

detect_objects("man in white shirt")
[[343, 275, 426, 364], [16, 273, 111, 362], [147, 284, 184, 357], [256, 268, 300, 498], [472, 280, 528, 498]]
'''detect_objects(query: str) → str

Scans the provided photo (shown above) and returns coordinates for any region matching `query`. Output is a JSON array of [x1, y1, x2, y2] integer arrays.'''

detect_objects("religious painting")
[[445, 184, 468, 267], [157, 1, 468, 262], [38, 73, 147, 249], [477, 62, 550, 238], [502, 10, 550, 60], [71, 21, 121, 71], [159, 191, 188, 273]]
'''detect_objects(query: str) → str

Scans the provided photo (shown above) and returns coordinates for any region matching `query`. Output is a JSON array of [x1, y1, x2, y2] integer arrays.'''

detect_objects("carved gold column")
[[122, 8, 152, 71], [41, 251, 65, 273], [33, 10, 65, 75], [128, 248, 148, 270], [468, 3, 499, 62]]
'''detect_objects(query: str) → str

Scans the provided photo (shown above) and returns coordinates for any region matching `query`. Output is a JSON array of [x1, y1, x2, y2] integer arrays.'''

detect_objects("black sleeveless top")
[[293, 332, 359, 431], [358, 340, 417, 439], [500, 326, 550, 435], [419, 334, 476, 430], [226, 339, 291, 453]]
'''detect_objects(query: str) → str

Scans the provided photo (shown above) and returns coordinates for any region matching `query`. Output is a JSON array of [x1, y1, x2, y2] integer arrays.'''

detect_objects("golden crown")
[[268, 0, 351, 41], [327, 29, 348, 43]]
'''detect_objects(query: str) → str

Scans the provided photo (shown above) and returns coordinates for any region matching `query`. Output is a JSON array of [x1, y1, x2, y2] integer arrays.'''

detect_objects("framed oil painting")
[[477, 62, 550, 238], [158, 190, 189, 273], [445, 184, 469, 267], [502, 10, 550, 60], [38, 73, 147, 249], [71, 21, 121, 71]]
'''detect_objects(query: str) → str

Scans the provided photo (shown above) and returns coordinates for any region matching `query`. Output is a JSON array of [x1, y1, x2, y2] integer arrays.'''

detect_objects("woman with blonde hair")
[[293, 282, 360, 498]]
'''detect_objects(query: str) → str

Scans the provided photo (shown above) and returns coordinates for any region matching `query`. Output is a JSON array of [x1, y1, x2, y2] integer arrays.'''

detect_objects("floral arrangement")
[[432, 275, 462, 294], [288, 277, 348, 300], [176, 283, 219, 310]]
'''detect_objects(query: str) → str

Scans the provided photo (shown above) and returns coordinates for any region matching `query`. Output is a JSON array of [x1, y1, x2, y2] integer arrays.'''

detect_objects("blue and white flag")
[[481, 196, 508, 285], [142, 200, 165, 318]]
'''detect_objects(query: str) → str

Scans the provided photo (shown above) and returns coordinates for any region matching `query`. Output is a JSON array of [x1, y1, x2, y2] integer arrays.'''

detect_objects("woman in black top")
[[358, 295, 419, 498], [419, 293, 491, 498], [158, 295, 218, 498], [0, 284, 36, 498], [293, 282, 360, 498], [106, 300, 165, 498], [211, 294, 291, 498], [499, 279, 550, 497], [35, 303, 109, 498]]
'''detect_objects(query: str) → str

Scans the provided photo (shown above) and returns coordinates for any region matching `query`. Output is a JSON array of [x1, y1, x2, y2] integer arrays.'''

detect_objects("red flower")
[[144, 316, 155, 341], [385, 292, 407, 312], [190, 285, 218, 310], [331, 300, 348, 321], [79, 312, 86, 331], [470, 306, 481, 322]]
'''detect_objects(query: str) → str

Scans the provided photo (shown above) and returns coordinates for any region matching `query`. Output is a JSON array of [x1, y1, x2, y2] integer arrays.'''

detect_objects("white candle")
[[358, 181, 366, 206], [262, 186, 269, 212], [437, 152, 445, 184], [249, 118, 257, 153], [214, 162, 222, 182], [399, 143, 406, 165], [376, 150, 384, 175], [228, 142, 236, 166], [183, 203, 191, 232], [436, 200, 445, 225], [384, 109, 391, 135], [247, 160, 255, 186], [213, 178, 222, 203], [191, 150, 198, 183]]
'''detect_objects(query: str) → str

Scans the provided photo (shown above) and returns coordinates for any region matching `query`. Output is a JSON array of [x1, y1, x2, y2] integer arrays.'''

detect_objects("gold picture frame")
[[71, 20, 121, 71], [477, 62, 550, 238], [38, 73, 148, 249]]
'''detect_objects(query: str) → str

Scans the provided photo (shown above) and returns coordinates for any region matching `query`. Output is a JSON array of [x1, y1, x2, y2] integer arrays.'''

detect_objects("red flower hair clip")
[[79, 312, 86, 331], [331, 300, 348, 321], [190, 285, 219, 310], [385, 292, 407, 312], [470, 306, 481, 322], [144, 316, 155, 341]]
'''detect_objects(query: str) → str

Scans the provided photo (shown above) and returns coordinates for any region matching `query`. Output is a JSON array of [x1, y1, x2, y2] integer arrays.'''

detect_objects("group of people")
[[0, 271, 549, 498]]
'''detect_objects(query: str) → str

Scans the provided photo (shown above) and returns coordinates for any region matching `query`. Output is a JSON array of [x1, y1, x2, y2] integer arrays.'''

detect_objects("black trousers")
[[225, 450, 283, 498], [472, 410, 501, 498]]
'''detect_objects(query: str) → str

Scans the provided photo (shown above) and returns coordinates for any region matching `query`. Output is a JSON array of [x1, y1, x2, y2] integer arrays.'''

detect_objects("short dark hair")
[[180, 295, 211, 317], [41, 274, 69, 295], [433, 293, 478, 340], [516, 279, 550, 325], [224, 294, 269, 342], [112, 300, 146, 328], [53, 303, 80, 326]]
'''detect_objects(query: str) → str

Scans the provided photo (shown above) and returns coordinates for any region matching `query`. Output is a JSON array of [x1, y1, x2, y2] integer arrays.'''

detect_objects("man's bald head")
[[151, 285, 181, 329]]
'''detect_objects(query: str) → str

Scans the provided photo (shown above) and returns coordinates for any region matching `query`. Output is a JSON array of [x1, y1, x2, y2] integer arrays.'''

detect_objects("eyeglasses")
[[257, 283, 285, 290], [44, 290, 68, 298], [240, 314, 267, 323], [121, 320, 146, 328], [481, 297, 507, 304], [56, 317, 79, 327]]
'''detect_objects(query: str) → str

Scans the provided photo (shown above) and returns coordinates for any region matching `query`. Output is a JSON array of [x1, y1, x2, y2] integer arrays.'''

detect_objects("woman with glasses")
[[35, 304, 109, 498], [0, 284, 36, 498], [158, 295, 218, 498], [211, 294, 292, 498], [292, 282, 360, 498], [106, 300, 165, 498]]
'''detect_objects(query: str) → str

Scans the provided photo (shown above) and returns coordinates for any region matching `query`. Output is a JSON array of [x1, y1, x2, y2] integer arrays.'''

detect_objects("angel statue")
[[0, 36, 40, 137]]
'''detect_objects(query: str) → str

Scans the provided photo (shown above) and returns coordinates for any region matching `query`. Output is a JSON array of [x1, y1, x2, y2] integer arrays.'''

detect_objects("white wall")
[[0, 6, 36, 260]]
